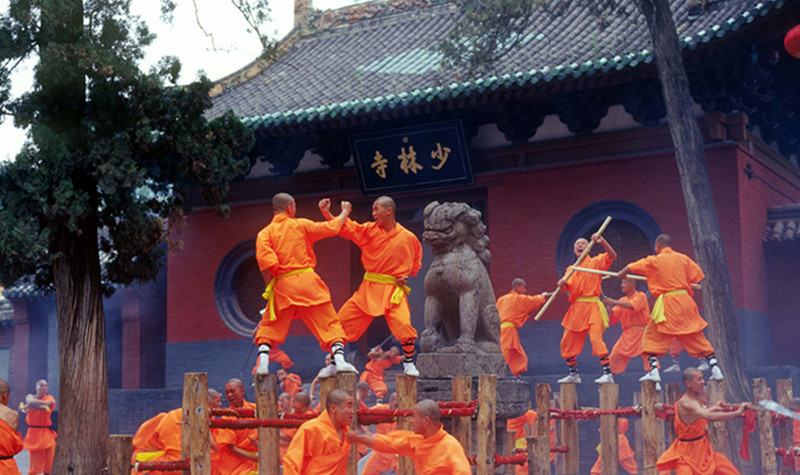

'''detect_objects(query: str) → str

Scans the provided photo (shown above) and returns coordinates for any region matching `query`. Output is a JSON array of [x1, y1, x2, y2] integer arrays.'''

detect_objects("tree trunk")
[[635, 0, 751, 403], [52, 220, 109, 474]]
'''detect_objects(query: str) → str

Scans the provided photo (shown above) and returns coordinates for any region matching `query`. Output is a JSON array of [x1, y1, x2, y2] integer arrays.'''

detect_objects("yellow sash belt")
[[576, 296, 609, 329], [650, 289, 688, 324], [261, 267, 314, 321], [363, 272, 411, 305], [135, 450, 166, 462], [501, 321, 516, 329]]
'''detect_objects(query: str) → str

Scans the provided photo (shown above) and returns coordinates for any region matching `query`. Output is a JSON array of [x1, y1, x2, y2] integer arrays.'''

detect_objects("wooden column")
[[535, 383, 551, 439], [336, 371, 358, 475], [396, 374, 417, 475], [632, 392, 643, 473], [528, 435, 550, 475], [553, 392, 563, 475], [319, 376, 336, 410], [776, 379, 794, 452], [254, 374, 279, 475], [664, 382, 681, 446], [452, 376, 472, 452], [599, 384, 619, 475], [506, 429, 515, 474], [476, 374, 497, 475], [753, 378, 778, 474], [108, 434, 133, 475], [181, 372, 211, 475], [559, 383, 579, 475], [640, 381, 659, 475], [707, 379, 726, 455]]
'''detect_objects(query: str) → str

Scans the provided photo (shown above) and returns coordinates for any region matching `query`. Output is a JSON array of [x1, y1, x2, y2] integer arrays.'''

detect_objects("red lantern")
[[786, 24, 800, 59]]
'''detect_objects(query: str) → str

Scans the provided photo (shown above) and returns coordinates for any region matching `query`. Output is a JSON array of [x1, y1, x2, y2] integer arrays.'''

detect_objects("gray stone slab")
[[417, 351, 507, 379]]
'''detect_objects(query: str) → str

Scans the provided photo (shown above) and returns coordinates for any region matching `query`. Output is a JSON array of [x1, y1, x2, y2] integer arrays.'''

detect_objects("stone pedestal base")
[[416, 351, 507, 379], [417, 377, 530, 419]]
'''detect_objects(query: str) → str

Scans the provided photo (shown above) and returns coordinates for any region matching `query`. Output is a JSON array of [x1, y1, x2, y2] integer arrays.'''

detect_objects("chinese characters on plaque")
[[350, 120, 473, 195]]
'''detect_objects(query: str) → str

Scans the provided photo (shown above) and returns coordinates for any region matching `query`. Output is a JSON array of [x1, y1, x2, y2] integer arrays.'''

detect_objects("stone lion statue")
[[420, 201, 501, 354]]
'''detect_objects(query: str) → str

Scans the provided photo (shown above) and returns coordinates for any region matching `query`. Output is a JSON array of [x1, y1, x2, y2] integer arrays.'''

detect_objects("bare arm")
[[318, 198, 335, 221], [602, 297, 633, 309], [230, 444, 259, 462], [347, 431, 378, 448], [616, 266, 631, 280], [680, 398, 746, 423], [592, 233, 617, 261], [25, 394, 54, 410]]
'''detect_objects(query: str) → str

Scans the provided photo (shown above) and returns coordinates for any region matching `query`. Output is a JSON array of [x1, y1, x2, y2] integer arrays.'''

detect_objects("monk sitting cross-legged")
[[0, 378, 23, 475]]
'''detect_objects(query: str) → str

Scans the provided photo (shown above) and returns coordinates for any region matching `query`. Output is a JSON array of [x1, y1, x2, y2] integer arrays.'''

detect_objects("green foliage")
[[0, 0, 254, 292]]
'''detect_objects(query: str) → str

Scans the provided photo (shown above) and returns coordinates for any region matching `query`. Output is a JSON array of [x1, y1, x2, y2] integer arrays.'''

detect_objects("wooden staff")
[[570, 266, 702, 290], [534, 216, 613, 321]]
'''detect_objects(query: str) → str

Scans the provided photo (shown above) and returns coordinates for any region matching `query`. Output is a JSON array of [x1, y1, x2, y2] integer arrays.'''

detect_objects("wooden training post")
[[108, 434, 133, 475], [319, 376, 336, 410], [534, 215, 612, 320], [599, 383, 619, 475], [336, 371, 358, 475], [559, 382, 579, 475], [476, 374, 497, 475], [255, 374, 280, 475], [753, 378, 778, 474], [506, 429, 515, 475], [182, 372, 211, 475], [776, 379, 794, 452], [553, 392, 563, 475], [535, 383, 551, 442], [640, 381, 659, 475], [396, 374, 417, 475], [452, 376, 472, 452], [632, 392, 643, 473], [665, 382, 681, 446], [706, 379, 726, 455], [656, 388, 665, 455], [527, 434, 550, 475]]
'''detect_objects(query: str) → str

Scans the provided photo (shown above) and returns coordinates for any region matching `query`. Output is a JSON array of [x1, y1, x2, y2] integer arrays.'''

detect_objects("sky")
[[0, 0, 362, 162]]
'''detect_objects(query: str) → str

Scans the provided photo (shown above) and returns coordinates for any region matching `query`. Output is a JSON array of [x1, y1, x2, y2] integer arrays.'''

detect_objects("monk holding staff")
[[496, 278, 548, 377]]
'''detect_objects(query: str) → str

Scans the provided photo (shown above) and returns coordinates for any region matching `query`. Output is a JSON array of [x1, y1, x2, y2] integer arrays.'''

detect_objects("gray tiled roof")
[[209, 0, 793, 128], [765, 203, 800, 243]]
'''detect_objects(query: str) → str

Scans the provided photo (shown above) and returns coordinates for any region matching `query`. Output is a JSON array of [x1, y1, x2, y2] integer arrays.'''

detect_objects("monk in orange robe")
[[557, 234, 617, 385], [361, 393, 399, 475], [590, 418, 637, 474], [277, 369, 303, 400], [253, 193, 356, 376], [22, 379, 57, 475], [279, 392, 315, 463], [656, 367, 744, 474], [359, 346, 402, 400], [319, 196, 423, 376], [602, 277, 650, 374], [0, 378, 23, 475], [618, 234, 722, 384], [348, 399, 472, 475], [496, 278, 548, 377], [130, 412, 167, 472], [283, 389, 354, 474], [507, 408, 538, 475], [215, 379, 258, 474]]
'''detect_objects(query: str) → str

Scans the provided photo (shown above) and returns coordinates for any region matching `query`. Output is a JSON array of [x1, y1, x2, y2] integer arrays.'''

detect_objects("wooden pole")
[[108, 434, 133, 475], [476, 374, 497, 475], [664, 382, 681, 446], [535, 383, 551, 441], [656, 388, 665, 455], [553, 392, 563, 475], [528, 435, 551, 475], [776, 379, 794, 452], [707, 379, 727, 455], [640, 381, 659, 475], [632, 392, 643, 473], [452, 376, 472, 452], [571, 266, 701, 289], [182, 372, 211, 475], [254, 374, 280, 475], [534, 216, 612, 320], [396, 374, 417, 475], [599, 383, 619, 475], [753, 378, 778, 474], [559, 382, 579, 475], [506, 429, 516, 475], [319, 376, 336, 410], [336, 371, 358, 475]]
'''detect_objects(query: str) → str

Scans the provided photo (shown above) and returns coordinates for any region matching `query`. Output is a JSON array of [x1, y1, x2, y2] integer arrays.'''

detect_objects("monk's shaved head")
[[226, 378, 244, 390], [294, 392, 310, 406], [682, 367, 701, 384], [656, 234, 672, 248], [0, 378, 8, 396], [511, 278, 525, 289], [326, 389, 353, 411], [375, 196, 395, 211], [416, 399, 441, 425], [272, 193, 295, 213]]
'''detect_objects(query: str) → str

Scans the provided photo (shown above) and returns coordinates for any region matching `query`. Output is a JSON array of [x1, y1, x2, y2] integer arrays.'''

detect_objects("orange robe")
[[130, 412, 167, 473], [281, 373, 303, 399], [359, 355, 403, 399], [497, 291, 546, 376], [336, 220, 422, 345], [280, 409, 317, 462], [0, 418, 23, 475], [283, 410, 350, 475], [23, 395, 57, 475], [370, 427, 472, 475], [215, 401, 258, 475], [560, 253, 613, 359], [254, 213, 347, 352], [361, 404, 398, 475], [656, 404, 740, 474], [608, 291, 650, 373], [590, 418, 637, 474], [628, 247, 713, 357], [270, 347, 294, 369], [507, 410, 538, 475]]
